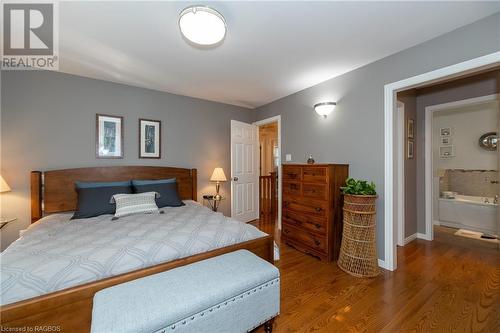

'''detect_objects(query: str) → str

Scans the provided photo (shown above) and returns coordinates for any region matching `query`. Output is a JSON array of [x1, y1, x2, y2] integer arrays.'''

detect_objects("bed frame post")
[[31, 171, 42, 223], [191, 168, 197, 201]]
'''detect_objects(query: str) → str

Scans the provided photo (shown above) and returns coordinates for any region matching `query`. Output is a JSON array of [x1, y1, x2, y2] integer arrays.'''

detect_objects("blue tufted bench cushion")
[[91, 250, 280, 333]]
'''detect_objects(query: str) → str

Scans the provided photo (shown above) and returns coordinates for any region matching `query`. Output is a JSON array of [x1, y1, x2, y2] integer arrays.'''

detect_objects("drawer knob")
[[314, 223, 321, 229], [315, 207, 322, 212], [284, 229, 290, 234], [314, 239, 320, 246]]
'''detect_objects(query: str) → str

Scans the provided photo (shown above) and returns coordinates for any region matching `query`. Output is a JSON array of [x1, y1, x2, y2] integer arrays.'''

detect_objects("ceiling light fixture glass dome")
[[314, 102, 336, 118], [179, 6, 227, 46]]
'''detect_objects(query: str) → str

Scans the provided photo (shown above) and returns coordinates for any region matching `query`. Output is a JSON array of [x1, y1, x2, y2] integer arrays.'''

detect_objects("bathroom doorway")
[[426, 93, 500, 246], [396, 67, 500, 250]]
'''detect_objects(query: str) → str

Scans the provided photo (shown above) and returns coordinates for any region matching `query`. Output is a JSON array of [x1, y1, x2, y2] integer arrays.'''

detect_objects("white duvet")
[[0, 201, 268, 306]]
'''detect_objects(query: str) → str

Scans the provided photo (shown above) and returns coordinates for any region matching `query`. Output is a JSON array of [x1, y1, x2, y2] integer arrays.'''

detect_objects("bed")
[[0, 166, 274, 332]]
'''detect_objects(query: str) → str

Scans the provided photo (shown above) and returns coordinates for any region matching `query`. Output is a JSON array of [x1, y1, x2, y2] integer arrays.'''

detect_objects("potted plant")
[[341, 178, 377, 212], [338, 178, 379, 277]]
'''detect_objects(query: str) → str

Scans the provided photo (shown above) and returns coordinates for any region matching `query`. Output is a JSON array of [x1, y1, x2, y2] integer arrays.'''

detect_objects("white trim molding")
[[396, 101, 405, 247], [253, 115, 283, 229], [384, 51, 500, 271], [403, 233, 417, 245], [378, 259, 391, 270], [416, 232, 432, 241]]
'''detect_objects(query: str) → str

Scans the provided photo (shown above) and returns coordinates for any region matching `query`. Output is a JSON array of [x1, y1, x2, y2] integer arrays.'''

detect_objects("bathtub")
[[438, 194, 497, 234]]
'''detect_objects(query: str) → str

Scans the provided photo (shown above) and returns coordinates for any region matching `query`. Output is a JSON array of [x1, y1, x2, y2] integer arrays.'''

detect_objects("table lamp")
[[210, 167, 227, 200]]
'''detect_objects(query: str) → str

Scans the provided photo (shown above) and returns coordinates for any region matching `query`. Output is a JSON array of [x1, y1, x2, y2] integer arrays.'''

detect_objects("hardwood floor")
[[250, 219, 500, 333]]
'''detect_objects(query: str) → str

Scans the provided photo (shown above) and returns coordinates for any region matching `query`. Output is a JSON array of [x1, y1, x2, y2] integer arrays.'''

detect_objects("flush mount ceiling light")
[[179, 6, 226, 46], [314, 102, 336, 118]]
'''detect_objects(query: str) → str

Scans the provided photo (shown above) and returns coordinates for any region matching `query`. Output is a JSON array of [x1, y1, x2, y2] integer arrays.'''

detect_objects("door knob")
[[233, 177, 239, 181]]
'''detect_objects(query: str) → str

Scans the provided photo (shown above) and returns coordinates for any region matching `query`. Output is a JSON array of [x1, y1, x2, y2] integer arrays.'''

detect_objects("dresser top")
[[282, 163, 349, 167]]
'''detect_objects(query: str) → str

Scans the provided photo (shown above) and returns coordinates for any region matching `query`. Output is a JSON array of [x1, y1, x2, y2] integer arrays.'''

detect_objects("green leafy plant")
[[341, 178, 377, 195]]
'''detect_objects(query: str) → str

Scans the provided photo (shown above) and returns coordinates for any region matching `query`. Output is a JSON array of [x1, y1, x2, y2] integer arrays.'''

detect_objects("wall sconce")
[[314, 102, 336, 118]]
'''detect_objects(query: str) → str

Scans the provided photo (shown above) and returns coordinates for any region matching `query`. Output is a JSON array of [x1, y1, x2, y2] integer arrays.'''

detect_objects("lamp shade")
[[314, 102, 336, 118], [0, 175, 11, 193], [210, 168, 227, 182]]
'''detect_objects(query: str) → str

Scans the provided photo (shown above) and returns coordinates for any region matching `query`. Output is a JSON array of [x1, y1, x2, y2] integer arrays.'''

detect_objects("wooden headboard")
[[31, 166, 197, 223]]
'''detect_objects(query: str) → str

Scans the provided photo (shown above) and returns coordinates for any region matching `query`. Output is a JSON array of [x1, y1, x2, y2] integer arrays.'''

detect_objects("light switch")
[[285, 154, 292, 162]]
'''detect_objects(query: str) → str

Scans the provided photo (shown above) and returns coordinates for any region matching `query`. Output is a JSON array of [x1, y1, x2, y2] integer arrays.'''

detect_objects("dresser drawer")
[[283, 182, 301, 196], [282, 224, 327, 253], [283, 209, 327, 235], [302, 183, 327, 200], [302, 167, 327, 183], [283, 197, 328, 217], [283, 166, 302, 181]]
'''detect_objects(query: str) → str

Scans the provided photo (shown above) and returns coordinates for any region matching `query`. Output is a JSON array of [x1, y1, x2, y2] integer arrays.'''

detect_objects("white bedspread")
[[0, 201, 268, 306]]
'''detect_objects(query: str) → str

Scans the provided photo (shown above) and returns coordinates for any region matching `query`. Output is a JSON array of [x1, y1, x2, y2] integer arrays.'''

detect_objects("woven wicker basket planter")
[[337, 194, 379, 278]]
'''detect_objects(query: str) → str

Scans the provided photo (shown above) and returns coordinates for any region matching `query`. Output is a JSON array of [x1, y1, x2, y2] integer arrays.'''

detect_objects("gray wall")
[[255, 13, 500, 260], [415, 69, 500, 234], [0, 71, 253, 250], [397, 90, 417, 238]]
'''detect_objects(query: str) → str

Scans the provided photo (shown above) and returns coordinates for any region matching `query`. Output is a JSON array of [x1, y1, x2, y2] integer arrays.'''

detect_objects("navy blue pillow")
[[132, 179, 184, 208], [131, 178, 176, 186], [72, 181, 132, 219]]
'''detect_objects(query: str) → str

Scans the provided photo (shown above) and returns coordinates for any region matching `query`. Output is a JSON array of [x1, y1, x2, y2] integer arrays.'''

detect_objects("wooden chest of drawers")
[[282, 164, 349, 261]]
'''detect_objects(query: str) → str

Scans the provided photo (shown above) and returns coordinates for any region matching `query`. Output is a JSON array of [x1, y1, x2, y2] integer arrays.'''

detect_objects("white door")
[[231, 120, 259, 222]]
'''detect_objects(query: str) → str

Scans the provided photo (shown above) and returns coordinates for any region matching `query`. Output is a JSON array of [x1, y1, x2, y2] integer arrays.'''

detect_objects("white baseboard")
[[417, 232, 431, 241], [433, 220, 441, 226], [378, 258, 391, 270], [403, 233, 417, 245]]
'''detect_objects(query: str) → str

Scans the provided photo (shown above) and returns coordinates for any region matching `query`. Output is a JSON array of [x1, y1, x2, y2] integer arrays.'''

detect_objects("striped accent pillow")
[[111, 192, 159, 218]]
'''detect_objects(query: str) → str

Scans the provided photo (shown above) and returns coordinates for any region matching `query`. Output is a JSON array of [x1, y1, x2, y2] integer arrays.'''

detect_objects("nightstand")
[[203, 195, 224, 212]]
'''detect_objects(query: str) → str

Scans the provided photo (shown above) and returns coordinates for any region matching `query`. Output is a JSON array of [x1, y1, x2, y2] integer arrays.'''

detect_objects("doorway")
[[385, 52, 500, 271], [425, 93, 500, 242], [230, 115, 282, 227], [258, 121, 278, 222], [254, 116, 282, 228]]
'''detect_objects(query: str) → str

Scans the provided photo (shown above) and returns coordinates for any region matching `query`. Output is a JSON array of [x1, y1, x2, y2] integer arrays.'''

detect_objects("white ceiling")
[[59, 1, 500, 109]]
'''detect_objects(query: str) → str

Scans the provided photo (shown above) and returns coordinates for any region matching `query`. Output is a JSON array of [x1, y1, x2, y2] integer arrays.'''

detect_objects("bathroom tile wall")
[[440, 169, 498, 197]]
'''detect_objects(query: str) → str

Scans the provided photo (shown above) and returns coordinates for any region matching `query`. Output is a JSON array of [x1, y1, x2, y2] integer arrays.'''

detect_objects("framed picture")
[[96, 114, 123, 159], [139, 118, 161, 158], [407, 140, 414, 159], [441, 137, 452, 145], [440, 127, 451, 137], [440, 145, 454, 158], [407, 119, 414, 139]]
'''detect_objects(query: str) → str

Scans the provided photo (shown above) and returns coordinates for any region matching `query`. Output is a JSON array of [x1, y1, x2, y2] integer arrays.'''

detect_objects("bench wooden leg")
[[264, 318, 274, 333]]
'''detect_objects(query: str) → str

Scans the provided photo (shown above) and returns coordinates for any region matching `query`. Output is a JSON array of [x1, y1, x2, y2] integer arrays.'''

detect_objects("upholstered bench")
[[91, 250, 280, 333]]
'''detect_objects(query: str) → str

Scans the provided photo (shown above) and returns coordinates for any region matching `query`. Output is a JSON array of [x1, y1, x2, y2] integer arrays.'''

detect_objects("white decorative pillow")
[[111, 192, 159, 218]]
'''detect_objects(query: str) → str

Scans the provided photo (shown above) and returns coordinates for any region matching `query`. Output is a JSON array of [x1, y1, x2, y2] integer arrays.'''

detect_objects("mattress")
[[0, 201, 268, 306]]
